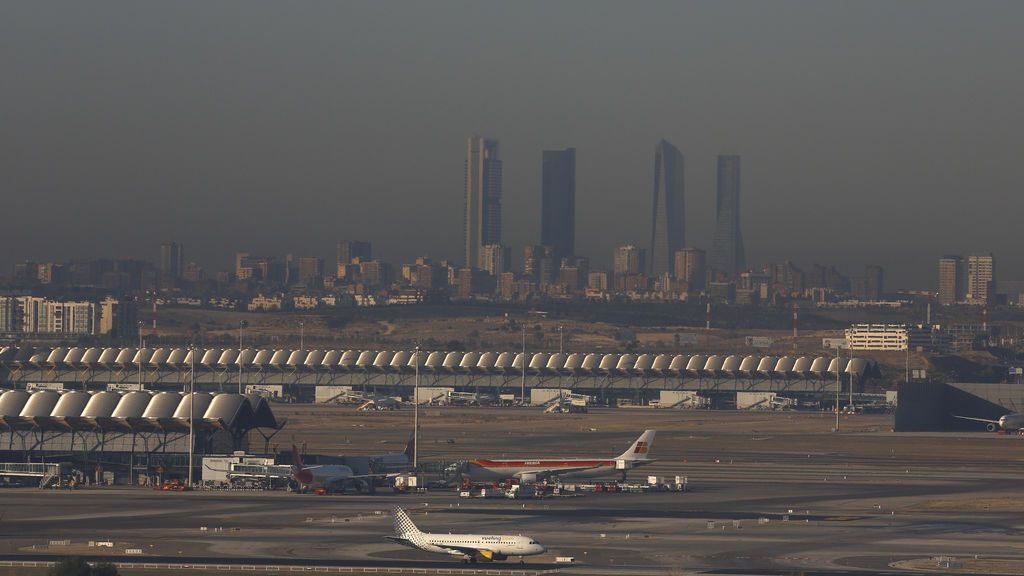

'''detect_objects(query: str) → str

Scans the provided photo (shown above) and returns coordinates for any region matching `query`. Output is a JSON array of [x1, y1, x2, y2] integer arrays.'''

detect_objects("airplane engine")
[[475, 550, 506, 562], [518, 473, 538, 484], [987, 423, 998, 432]]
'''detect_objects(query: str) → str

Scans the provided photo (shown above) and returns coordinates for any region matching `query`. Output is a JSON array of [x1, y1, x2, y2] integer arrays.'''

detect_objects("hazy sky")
[[3, 1, 1022, 289]]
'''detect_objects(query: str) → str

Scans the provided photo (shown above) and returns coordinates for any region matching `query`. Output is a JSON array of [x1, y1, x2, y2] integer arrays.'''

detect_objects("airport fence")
[[0, 559, 558, 575]]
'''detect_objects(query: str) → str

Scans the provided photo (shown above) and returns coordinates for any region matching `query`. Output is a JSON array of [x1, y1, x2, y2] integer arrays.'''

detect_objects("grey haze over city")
[[2, 1, 1021, 289]]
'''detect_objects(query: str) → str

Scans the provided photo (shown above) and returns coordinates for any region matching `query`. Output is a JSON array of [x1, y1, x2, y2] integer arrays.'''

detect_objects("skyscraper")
[[966, 253, 995, 304], [649, 140, 685, 277], [159, 242, 183, 280], [938, 255, 966, 305], [710, 155, 746, 277], [541, 148, 576, 263], [464, 136, 502, 269]]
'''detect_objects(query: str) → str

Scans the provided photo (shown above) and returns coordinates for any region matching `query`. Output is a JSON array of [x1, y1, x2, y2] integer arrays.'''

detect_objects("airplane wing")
[[514, 466, 599, 481], [386, 536, 490, 558], [384, 536, 420, 550], [431, 542, 497, 558], [952, 415, 1001, 425]]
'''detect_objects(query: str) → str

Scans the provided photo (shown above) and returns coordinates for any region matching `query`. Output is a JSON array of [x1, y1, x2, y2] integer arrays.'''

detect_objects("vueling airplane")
[[386, 506, 546, 564]]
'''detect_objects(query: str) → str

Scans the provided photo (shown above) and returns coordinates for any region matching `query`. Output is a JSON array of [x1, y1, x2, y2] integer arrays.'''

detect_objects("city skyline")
[[2, 2, 1022, 288]]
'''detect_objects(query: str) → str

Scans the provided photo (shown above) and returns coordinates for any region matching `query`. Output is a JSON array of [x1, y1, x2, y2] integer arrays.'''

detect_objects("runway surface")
[[3, 408, 1024, 575]]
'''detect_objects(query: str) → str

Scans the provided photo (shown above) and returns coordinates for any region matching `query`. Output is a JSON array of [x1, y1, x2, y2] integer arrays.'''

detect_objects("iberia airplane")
[[461, 429, 656, 483]]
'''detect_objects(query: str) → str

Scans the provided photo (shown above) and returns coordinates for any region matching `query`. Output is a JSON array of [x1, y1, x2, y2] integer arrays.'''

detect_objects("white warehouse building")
[[845, 324, 907, 351]]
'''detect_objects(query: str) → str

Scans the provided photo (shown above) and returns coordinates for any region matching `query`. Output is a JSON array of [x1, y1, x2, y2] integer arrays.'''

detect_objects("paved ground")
[[3, 407, 1024, 575]]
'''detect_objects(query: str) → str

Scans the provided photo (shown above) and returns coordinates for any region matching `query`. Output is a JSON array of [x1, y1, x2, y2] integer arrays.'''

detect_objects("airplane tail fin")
[[393, 506, 421, 536], [403, 433, 416, 460], [616, 430, 656, 461], [291, 444, 304, 471]]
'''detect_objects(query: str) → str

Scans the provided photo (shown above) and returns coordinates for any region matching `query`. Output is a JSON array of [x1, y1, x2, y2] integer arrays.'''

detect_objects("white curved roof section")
[[684, 355, 707, 376], [45, 348, 69, 366], [845, 358, 868, 377], [564, 353, 584, 371], [149, 348, 171, 367], [214, 349, 237, 367], [494, 352, 514, 371], [0, 346, 868, 381], [173, 393, 214, 419], [0, 391, 278, 432], [668, 355, 689, 373], [721, 355, 742, 374], [598, 354, 619, 372], [81, 348, 103, 365], [545, 353, 566, 373], [458, 352, 480, 371]]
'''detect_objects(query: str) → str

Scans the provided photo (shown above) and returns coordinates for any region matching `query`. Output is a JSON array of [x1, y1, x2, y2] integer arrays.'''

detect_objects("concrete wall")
[[659, 390, 701, 408], [314, 386, 352, 403], [415, 387, 453, 404], [736, 391, 777, 410], [530, 388, 567, 405]]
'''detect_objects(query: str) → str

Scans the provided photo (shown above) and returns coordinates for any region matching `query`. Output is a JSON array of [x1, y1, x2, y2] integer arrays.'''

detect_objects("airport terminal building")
[[0, 388, 280, 485]]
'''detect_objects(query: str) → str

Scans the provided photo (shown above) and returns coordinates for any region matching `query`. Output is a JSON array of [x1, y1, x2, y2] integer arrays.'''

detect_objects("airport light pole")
[[137, 321, 143, 390], [238, 320, 247, 394], [299, 321, 305, 351], [521, 323, 527, 405], [558, 325, 564, 354], [835, 343, 841, 432], [413, 345, 419, 471], [188, 344, 195, 487]]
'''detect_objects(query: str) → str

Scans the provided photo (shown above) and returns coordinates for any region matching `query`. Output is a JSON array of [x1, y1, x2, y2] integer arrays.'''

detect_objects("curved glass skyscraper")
[[711, 154, 746, 277], [649, 140, 685, 277]]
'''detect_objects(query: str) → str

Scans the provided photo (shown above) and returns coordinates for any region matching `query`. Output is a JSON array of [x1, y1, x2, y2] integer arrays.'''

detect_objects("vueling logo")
[[634, 441, 649, 454]]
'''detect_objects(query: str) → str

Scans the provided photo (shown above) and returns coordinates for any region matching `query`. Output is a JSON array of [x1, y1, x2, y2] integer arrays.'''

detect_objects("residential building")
[[674, 247, 706, 293], [864, 265, 884, 301], [649, 140, 685, 277], [248, 294, 283, 312], [479, 244, 511, 276], [938, 256, 966, 305], [99, 296, 136, 337], [523, 245, 555, 286], [966, 253, 995, 304], [710, 155, 746, 277], [587, 271, 610, 292], [337, 241, 372, 269], [464, 136, 502, 269], [297, 257, 324, 287], [160, 242, 183, 280], [614, 245, 646, 276], [1, 296, 99, 335]]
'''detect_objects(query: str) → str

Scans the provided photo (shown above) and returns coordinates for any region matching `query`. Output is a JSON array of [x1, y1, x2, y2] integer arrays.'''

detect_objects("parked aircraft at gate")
[[461, 430, 656, 483], [954, 412, 1024, 433]]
